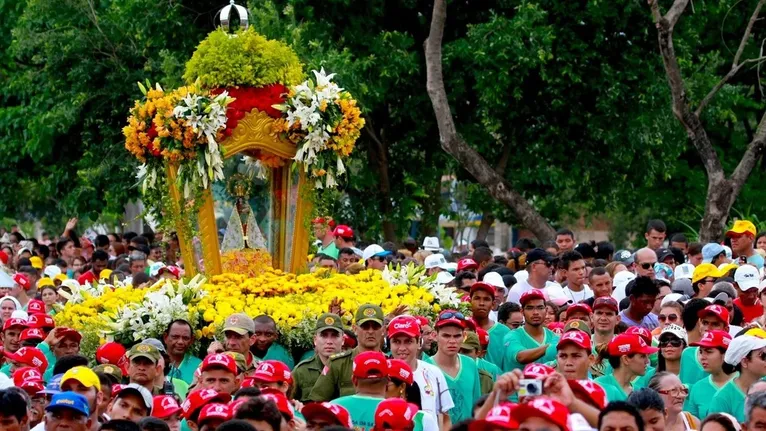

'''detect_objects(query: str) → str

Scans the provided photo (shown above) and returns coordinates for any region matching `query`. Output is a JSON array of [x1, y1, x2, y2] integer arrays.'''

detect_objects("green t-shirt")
[[441, 354, 482, 423], [688, 375, 733, 418], [0, 363, 9, 378], [501, 327, 559, 372], [709, 379, 747, 423], [486, 323, 510, 367], [477, 358, 501, 380], [680, 346, 707, 387], [332, 395, 383, 431], [594, 374, 632, 402], [318, 242, 340, 260], [167, 354, 203, 385], [38, 341, 57, 382], [256, 343, 295, 370]]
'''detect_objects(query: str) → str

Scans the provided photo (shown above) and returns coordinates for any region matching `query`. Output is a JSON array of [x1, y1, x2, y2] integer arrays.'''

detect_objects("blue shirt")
[[619, 311, 659, 330], [748, 254, 765, 270]]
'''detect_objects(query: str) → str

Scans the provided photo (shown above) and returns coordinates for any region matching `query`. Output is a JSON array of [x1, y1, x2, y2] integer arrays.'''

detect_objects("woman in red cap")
[[594, 333, 658, 402], [687, 330, 736, 419]]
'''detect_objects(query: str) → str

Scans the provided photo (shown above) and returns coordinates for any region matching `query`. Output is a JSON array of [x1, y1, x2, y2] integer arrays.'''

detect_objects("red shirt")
[[734, 297, 763, 323]]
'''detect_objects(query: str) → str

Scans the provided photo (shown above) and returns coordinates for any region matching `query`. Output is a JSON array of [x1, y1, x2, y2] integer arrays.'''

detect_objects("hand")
[[493, 369, 524, 395], [290, 415, 307, 431], [543, 372, 574, 406], [44, 327, 65, 347], [328, 298, 344, 316], [291, 399, 304, 412], [65, 218, 78, 233], [207, 341, 224, 355], [388, 304, 409, 318]]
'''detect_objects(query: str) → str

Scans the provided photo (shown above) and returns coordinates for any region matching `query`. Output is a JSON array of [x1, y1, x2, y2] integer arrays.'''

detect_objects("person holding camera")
[[594, 333, 658, 402]]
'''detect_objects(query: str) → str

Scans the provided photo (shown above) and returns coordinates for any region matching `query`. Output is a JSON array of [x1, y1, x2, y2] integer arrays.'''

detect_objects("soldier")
[[292, 313, 343, 402], [308, 304, 385, 401]]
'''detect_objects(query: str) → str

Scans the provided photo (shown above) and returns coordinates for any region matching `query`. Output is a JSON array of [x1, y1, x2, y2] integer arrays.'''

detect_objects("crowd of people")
[[4, 216, 766, 431]]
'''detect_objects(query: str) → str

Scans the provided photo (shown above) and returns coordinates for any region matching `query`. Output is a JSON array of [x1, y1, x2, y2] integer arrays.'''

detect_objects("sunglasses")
[[439, 311, 465, 321], [658, 314, 679, 322], [639, 262, 655, 270], [533, 260, 553, 268], [660, 339, 684, 348]]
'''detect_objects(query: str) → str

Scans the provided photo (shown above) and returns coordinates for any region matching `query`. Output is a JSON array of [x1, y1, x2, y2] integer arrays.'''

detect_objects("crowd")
[[4, 217, 766, 431]]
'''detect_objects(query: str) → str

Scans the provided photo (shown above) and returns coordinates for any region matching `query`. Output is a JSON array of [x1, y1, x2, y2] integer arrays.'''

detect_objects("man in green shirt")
[[710, 334, 766, 423], [502, 289, 559, 372], [309, 304, 385, 401], [430, 310, 481, 423], [251, 315, 294, 369], [313, 217, 339, 257], [163, 319, 202, 385], [293, 312, 343, 402], [37, 326, 82, 382], [332, 350, 388, 430], [469, 280, 509, 368], [126, 343, 164, 395], [681, 303, 729, 386], [222, 312, 258, 372]]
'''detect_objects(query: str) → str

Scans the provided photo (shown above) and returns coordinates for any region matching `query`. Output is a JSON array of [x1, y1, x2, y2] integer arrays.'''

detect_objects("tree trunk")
[[365, 125, 397, 242], [424, 0, 556, 243], [475, 211, 494, 241]]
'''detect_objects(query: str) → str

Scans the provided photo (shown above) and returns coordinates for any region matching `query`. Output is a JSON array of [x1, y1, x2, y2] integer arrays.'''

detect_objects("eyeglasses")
[[658, 314, 679, 322], [523, 305, 546, 312], [659, 339, 684, 348], [439, 311, 465, 321], [639, 262, 655, 270], [657, 387, 688, 397]]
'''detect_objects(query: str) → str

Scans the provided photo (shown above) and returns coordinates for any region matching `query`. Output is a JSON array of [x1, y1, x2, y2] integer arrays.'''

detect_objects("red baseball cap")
[[152, 395, 182, 419], [0, 251, 8, 265], [77, 271, 97, 286], [332, 225, 354, 238], [476, 327, 489, 348], [469, 403, 519, 431], [386, 359, 413, 385], [302, 402, 354, 428], [12, 273, 31, 290], [162, 266, 182, 279], [510, 397, 571, 431], [457, 258, 479, 272], [3, 317, 27, 332], [112, 384, 125, 396], [547, 322, 565, 335], [253, 360, 293, 384], [27, 314, 55, 330], [58, 327, 82, 343], [625, 326, 653, 346], [13, 367, 43, 386], [200, 353, 238, 375], [181, 389, 232, 420], [557, 330, 592, 351], [198, 403, 231, 424], [353, 351, 389, 379], [607, 333, 659, 356], [698, 304, 730, 324], [566, 303, 592, 318], [387, 316, 421, 338], [228, 399, 248, 416], [592, 297, 619, 313], [415, 316, 430, 327], [96, 342, 127, 365], [568, 380, 607, 409], [240, 377, 256, 388], [523, 363, 556, 379], [470, 282, 496, 297], [343, 333, 357, 349], [19, 379, 45, 395], [691, 329, 732, 349], [373, 398, 419, 431], [260, 388, 294, 420], [26, 300, 45, 315], [434, 310, 466, 329], [5, 347, 48, 372], [520, 289, 546, 305], [464, 317, 477, 332]]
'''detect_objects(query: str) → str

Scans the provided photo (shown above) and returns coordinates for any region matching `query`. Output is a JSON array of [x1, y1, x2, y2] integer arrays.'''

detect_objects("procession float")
[[58, 3, 464, 358]]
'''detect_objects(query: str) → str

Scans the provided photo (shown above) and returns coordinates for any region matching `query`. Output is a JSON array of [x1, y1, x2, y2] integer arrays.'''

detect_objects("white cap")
[[149, 262, 167, 277], [661, 293, 685, 306], [11, 310, 28, 320], [422, 236, 440, 251], [674, 263, 695, 280], [0, 270, 13, 288], [362, 244, 390, 261], [483, 272, 507, 292], [424, 253, 450, 270], [660, 323, 687, 343], [444, 262, 458, 273], [735, 265, 760, 291], [16, 247, 31, 256], [43, 265, 62, 278], [435, 271, 455, 285], [724, 335, 766, 366], [612, 271, 637, 302], [759, 279, 766, 293]]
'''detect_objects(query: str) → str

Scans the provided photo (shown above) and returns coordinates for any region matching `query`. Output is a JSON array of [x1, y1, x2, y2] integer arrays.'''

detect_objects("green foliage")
[[184, 28, 304, 88]]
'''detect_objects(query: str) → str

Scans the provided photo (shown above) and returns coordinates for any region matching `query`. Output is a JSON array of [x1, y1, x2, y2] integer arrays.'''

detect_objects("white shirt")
[[563, 284, 594, 303], [31, 422, 44, 431], [507, 279, 566, 304], [413, 359, 454, 418]]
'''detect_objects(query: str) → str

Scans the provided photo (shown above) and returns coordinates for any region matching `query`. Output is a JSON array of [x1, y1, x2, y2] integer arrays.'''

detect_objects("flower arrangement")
[[56, 266, 463, 356], [220, 249, 273, 277], [123, 82, 234, 231], [272, 69, 365, 188]]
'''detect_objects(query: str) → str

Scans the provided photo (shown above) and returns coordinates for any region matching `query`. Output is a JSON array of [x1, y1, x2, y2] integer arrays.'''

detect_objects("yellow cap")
[[692, 263, 724, 284], [747, 328, 766, 339], [99, 269, 113, 280], [38, 278, 55, 288], [727, 220, 757, 237], [29, 256, 43, 270], [718, 263, 739, 276], [54, 274, 67, 282], [61, 366, 101, 391]]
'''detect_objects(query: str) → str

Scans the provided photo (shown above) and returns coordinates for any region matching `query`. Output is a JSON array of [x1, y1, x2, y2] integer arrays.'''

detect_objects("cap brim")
[[637, 345, 660, 354], [690, 340, 720, 348], [129, 353, 158, 363], [557, 339, 590, 350], [315, 326, 343, 335], [223, 327, 250, 335], [119, 387, 152, 410], [355, 318, 383, 326], [373, 251, 392, 258], [38, 389, 61, 395], [47, 405, 88, 416], [435, 318, 465, 329], [302, 404, 338, 423]]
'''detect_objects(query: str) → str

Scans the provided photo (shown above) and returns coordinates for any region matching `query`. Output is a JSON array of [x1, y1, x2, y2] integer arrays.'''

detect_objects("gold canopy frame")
[[168, 109, 312, 276]]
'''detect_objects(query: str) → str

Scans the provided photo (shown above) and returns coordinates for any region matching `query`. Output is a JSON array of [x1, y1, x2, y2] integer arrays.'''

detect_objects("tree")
[[649, 0, 766, 242]]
